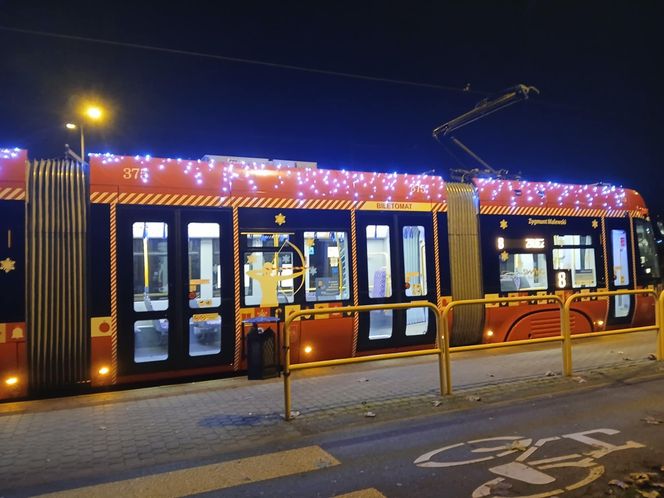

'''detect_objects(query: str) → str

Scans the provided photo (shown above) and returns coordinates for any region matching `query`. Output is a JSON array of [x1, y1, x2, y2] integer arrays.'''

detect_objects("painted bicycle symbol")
[[414, 428, 644, 497]]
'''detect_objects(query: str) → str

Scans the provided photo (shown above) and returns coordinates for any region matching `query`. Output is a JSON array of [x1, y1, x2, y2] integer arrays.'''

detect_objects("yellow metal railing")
[[562, 289, 662, 376], [283, 301, 448, 421], [280, 290, 664, 420], [442, 294, 565, 388]]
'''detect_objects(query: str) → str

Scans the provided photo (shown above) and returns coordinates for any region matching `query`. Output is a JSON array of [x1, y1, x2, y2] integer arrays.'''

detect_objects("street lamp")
[[65, 104, 105, 162]]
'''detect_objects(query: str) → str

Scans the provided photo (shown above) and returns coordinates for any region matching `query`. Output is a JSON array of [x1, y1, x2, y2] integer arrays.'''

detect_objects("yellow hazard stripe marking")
[[0, 187, 25, 200], [232, 206, 242, 370], [36, 445, 340, 498], [350, 209, 359, 356]]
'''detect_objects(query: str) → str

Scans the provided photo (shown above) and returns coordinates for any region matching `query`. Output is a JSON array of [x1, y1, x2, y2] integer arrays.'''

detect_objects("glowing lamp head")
[[85, 106, 103, 120], [303, 345, 313, 354], [65, 123, 77, 130], [5, 376, 18, 386], [98, 366, 110, 376]]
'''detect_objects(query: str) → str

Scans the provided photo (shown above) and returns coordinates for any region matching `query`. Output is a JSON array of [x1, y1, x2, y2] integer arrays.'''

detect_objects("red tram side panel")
[[85, 155, 654, 390], [0, 148, 28, 399]]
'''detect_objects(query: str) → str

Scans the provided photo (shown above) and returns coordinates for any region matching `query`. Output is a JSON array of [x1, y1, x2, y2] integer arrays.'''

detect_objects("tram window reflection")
[[189, 314, 221, 356], [243, 251, 295, 306], [134, 318, 168, 362], [403, 226, 427, 297], [499, 253, 548, 292], [552, 234, 597, 288], [133, 222, 169, 312], [304, 231, 350, 302], [188, 223, 221, 308], [366, 225, 392, 298]]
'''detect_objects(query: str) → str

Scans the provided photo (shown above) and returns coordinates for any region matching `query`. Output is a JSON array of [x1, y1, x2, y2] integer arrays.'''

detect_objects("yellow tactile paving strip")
[[37, 445, 340, 498], [335, 488, 387, 497]]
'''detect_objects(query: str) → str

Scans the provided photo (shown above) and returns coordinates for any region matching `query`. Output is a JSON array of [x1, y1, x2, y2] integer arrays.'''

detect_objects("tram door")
[[606, 218, 634, 325], [355, 211, 436, 351], [116, 206, 234, 375]]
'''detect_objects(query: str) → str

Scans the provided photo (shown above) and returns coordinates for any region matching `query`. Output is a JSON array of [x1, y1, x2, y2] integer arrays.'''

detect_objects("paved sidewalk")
[[0, 332, 662, 496]]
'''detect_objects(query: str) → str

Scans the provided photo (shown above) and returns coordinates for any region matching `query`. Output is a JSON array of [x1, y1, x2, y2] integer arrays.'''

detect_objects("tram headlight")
[[98, 366, 110, 376], [303, 345, 313, 354], [5, 376, 18, 386], [486, 330, 494, 338]]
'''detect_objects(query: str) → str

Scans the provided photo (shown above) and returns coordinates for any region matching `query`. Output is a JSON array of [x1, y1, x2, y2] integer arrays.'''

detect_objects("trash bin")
[[244, 317, 281, 380]]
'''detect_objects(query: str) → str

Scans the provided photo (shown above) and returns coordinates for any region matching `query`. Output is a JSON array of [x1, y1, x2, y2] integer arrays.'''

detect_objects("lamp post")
[[65, 105, 104, 163]]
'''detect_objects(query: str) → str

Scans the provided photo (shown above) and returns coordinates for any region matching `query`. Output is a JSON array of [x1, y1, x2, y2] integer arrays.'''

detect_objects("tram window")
[[134, 318, 168, 363], [499, 253, 548, 292], [552, 234, 597, 288], [635, 220, 660, 279], [553, 235, 592, 246], [366, 225, 392, 298], [189, 314, 221, 356], [246, 233, 289, 248], [369, 309, 393, 339], [132, 222, 169, 312], [188, 223, 221, 308], [611, 229, 630, 286], [403, 226, 427, 297], [304, 231, 350, 302], [243, 251, 295, 306]]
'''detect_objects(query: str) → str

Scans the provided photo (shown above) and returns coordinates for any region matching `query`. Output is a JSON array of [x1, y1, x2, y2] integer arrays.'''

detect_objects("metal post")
[[283, 318, 292, 421], [435, 309, 449, 396], [655, 291, 664, 361], [562, 300, 572, 376], [441, 306, 453, 394], [80, 125, 85, 163]]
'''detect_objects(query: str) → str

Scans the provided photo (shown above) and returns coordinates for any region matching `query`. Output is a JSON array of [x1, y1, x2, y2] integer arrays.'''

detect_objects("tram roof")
[[0, 150, 648, 215]]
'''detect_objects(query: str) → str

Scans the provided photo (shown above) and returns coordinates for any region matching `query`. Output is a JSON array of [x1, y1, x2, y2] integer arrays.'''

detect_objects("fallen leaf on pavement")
[[572, 376, 587, 383], [364, 411, 376, 418], [466, 395, 481, 402], [647, 354, 657, 361], [636, 490, 659, 498], [609, 479, 629, 489], [641, 416, 664, 425], [631, 472, 651, 485], [357, 378, 369, 382], [432, 400, 442, 407], [509, 440, 528, 452], [544, 371, 556, 377]]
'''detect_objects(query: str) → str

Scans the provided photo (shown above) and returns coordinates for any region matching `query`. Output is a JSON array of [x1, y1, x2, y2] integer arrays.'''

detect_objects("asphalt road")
[[27, 374, 664, 498], [207, 376, 664, 498]]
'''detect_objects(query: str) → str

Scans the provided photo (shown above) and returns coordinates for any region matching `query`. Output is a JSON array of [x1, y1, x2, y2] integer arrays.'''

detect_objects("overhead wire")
[[0, 25, 489, 95]]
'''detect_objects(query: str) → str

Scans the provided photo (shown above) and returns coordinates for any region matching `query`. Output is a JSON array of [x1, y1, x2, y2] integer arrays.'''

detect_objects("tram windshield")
[[635, 219, 661, 279]]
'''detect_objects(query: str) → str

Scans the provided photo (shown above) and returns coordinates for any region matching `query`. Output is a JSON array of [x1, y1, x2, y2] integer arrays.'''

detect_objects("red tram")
[[0, 148, 660, 399]]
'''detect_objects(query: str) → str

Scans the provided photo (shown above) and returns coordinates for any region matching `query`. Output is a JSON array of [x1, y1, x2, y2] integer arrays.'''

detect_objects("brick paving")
[[0, 332, 662, 495]]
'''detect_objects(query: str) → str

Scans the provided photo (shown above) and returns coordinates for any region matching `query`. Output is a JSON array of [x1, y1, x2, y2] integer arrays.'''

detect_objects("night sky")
[[1, 1, 662, 212]]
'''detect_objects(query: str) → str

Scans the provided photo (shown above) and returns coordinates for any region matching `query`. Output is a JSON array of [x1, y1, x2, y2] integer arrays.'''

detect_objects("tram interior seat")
[[189, 299, 217, 345], [139, 296, 169, 345], [499, 274, 532, 292], [372, 269, 387, 298]]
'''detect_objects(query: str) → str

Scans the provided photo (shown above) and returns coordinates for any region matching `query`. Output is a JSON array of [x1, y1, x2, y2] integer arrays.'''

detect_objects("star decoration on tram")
[[592, 219, 599, 229], [500, 251, 509, 262], [275, 213, 286, 226], [246, 254, 258, 264], [499, 219, 508, 230], [0, 257, 15, 273]]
